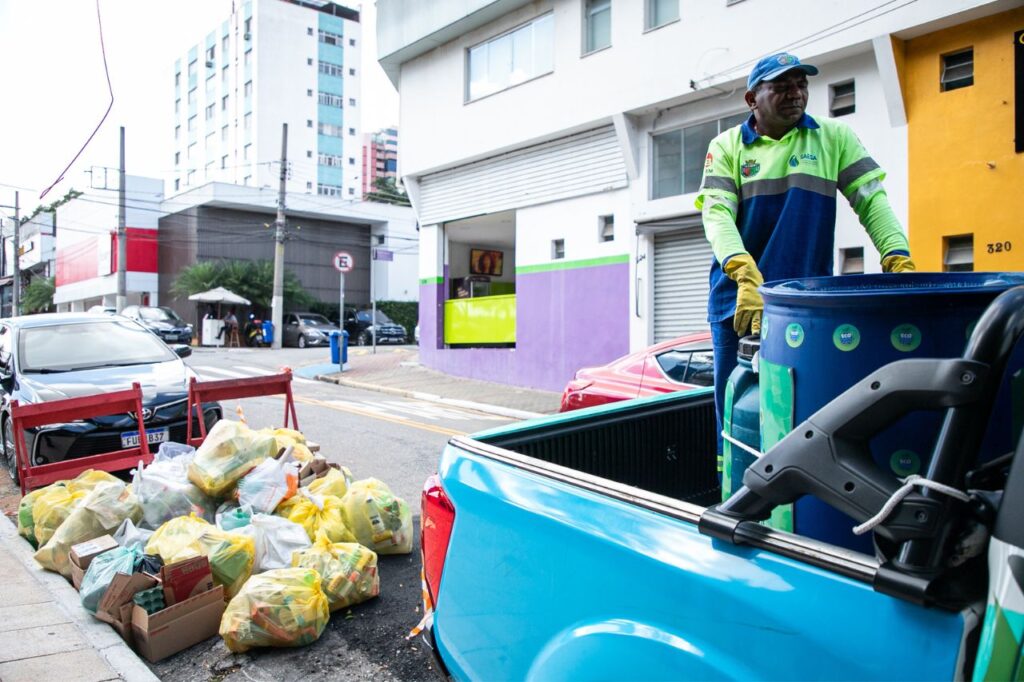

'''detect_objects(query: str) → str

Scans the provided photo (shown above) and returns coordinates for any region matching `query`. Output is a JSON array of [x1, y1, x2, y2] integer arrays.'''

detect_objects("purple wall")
[[418, 261, 630, 392]]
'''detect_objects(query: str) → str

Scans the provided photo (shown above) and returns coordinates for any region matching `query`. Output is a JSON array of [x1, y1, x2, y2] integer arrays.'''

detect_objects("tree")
[[22, 276, 55, 314], [364, 177, 411, 206], [21, 189, 82, 225], [171, 259, 315, 315]]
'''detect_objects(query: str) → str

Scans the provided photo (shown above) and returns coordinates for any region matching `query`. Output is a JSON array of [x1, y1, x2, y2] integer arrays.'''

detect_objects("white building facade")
[[172, 0, 363, 199], [378, 0, 1015, 392]]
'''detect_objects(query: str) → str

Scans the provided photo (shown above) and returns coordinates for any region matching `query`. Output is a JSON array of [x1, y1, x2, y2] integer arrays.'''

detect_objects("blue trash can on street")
[[330, 330, 349, 366], [261, 320, 274, 345]]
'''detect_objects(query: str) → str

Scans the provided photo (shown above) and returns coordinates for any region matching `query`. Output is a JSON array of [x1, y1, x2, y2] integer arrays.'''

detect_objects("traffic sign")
[[333, 251, 354, 273]]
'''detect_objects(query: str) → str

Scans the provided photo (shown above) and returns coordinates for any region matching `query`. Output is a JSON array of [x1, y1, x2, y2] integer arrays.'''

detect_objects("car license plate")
[[121, 427, 169, 449]]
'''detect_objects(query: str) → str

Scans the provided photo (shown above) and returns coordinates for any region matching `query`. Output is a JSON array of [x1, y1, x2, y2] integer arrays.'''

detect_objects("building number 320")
[[987, 241, 1012, 254]]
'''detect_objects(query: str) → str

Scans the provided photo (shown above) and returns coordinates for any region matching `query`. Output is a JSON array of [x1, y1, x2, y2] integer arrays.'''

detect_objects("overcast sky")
[[0, 0, 399, 216]]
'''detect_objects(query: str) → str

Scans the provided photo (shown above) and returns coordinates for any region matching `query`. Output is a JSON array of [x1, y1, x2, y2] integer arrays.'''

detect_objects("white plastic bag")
[[237, 447, 299, 514], [156, 441, 196, 462], [239, 513, 311, 573], [133, 456, 216, 529], [113, 518, 154, 550]]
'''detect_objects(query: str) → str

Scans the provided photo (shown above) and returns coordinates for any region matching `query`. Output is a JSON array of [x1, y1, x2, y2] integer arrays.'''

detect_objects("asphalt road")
[[145, 345, 513, 681]]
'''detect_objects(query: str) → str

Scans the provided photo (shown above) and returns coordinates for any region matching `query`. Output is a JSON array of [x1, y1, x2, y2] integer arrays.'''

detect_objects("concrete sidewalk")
[[303, 347, 563, 418], [0, 516, 158, 682]]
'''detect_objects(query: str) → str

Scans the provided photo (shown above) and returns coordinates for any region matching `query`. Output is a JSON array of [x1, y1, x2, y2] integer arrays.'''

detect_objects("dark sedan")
[[344, 309, 407, 345], [121, 305, 194, 345], [0, 313, 220, 482]]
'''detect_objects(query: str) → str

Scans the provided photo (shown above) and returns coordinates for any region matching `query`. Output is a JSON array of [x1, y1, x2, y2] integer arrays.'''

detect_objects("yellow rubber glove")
[[723, 254, 764, 336], [882, 254, 916, 273]]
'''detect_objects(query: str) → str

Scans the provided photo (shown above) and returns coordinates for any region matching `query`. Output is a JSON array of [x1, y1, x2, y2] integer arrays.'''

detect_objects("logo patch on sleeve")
[[705, 153, 714, 170]]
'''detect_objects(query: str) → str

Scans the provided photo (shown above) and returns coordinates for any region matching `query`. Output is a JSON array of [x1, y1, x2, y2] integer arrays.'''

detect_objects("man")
[[695, 52, 915, 455], [216, 307, 239, 341]]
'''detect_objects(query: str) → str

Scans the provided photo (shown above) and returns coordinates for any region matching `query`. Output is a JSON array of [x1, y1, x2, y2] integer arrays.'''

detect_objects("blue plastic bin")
[[261, 320, 273, 345], [330, 330, 349, 366]]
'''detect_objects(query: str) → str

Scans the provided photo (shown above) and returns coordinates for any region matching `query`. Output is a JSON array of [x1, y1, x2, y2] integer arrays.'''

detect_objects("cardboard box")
[[131, 585, 225, 663], [298, 457, 340, 486], [160, 556, 214, 606], [95, 572, 159, 646], [69, 535, 119, 589]]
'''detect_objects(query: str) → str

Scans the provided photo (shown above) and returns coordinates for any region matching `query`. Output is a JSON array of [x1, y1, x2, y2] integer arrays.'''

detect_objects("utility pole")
[[271, 123, 288, 350], [12, 191, 20, 317], [116, 126, 127, 313]]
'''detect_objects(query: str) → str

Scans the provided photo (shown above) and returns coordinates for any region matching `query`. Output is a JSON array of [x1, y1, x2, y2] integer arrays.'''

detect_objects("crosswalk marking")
[[234, 365, 276, 376], [194, 364, 320, 385], [194, 366, 252, 379]]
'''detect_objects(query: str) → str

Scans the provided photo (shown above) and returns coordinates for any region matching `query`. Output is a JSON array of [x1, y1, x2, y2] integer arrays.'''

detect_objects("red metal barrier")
[[13, 382, 152, 495], [186, 370, 297, 446]]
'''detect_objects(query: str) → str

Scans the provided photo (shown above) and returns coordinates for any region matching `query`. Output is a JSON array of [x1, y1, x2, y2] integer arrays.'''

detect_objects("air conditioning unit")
[[244, 32, 251, 40], [205, 60, 214, 68]]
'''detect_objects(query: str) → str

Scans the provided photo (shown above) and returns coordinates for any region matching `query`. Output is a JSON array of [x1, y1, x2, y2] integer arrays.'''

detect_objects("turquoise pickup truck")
[[418, 284, 1024, 681]]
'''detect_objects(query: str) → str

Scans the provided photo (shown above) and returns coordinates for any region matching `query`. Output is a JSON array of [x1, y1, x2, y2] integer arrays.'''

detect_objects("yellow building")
[[901, 8, 1024, 272]]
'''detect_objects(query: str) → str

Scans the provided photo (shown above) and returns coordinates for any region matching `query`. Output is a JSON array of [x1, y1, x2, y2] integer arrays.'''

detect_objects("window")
[[307, 89, 313, 97], [318, 29, 343, 46], [319, 61, 344, 77], [205, 132, 215, 151], [318, 183, 343, 196], [306, 150, 313, 158], [205, 160, 215, 177], [187, 170, 195, 184], [244, 50, 251, 67], [830, 80, 856, 117], [348, 188, 355, 196], [188, 60, 197, 78], [187, 142, 196, 159], [306, 119, 313, 128], [583, 0, 611, 54], [319, 153, 344, 166], [552, 239, 565, 259], [205, 103, 215, 120], [187, 115, 197, 132], [307, 27, 313, 36], [244, 18, 251, 35], [306, 181, 312, 190], [244, 112, 251, 130], [174, 152, 180, 166], [349, 157, 355, 165], [175, 125, 180, 140], [467, 13, 554, 101], [349, 68, 356, 76], [206, 45, 215, 62], [174, 99, 180, 115], [175, 72, 180, 86], [244, 175, 251, 185], [941, 49, 974, 92], [187, 88, 196, 105], [651, 111, 747, 198], [349, 38, 356, 47], [222, 94, 228, 111], [222, 65, 229, 85], [646, 0, 679, 29], [348, 127, 356, 135], [348, 97, 356, 106], [839, 247, 864, 274], [599, 215, 614, 242], [221, 125, 229, 141], [318, 123, 344, 137], [318, 92, 343, 107], [944, 234, 974, 272], [307, 57, 313, 66], [244, 80, 253, 97], [243, 143, 251, 161], [221, 155, 228, 169], [656, 348, 714, 386], [222, 35, 229, 54], [174, 178, 180, 191]]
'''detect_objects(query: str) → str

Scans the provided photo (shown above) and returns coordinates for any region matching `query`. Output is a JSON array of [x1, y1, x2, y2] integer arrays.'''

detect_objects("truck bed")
[[475, 388, 721, 506]]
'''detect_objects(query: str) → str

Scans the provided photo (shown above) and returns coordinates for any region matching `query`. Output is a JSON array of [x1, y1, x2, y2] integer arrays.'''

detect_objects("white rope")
[[721, 430, 763, 459], [852, 475, 970, 536]]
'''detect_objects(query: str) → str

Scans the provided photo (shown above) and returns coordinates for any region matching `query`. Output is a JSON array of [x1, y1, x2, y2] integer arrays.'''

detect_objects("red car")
[[560, 331, 714, 412]]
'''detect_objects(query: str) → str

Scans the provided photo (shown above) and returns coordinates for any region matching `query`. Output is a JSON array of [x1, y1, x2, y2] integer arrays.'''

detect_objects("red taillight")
[[421, 473, 455, 606]]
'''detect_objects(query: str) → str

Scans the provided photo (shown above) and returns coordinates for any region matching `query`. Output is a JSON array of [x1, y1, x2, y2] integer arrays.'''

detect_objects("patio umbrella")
[[188, 286, 251, 306]]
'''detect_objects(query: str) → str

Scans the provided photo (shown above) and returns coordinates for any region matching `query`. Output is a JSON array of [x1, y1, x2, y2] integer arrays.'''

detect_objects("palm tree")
[[22, 276, 55, 314], [172, 260, 315, 314]]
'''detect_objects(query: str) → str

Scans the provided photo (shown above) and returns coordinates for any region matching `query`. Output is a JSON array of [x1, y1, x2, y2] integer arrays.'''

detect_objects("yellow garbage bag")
[[145, 513, 255, 598], [189, 420, 277, 498], [19, 483, 63, 548], [257, 427, 313, 462], [292, 531, 378, 611], [305, 467, 353, 499], [34, 480, 143, 578], [67, 469, 122, 494], [33, 485, 87, 548], [219, 567, 329, 653], [276, 490, 355, 544], [341, 479, 413, 555]]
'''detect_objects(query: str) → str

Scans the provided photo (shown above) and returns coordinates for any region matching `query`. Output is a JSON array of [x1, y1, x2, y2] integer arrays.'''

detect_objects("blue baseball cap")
[[747, 53, 819, 90]]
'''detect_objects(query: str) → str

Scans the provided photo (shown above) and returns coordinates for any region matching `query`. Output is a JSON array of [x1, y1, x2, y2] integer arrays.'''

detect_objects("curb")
[[0, 516, 159, 682], [314, 374, 546, 421]]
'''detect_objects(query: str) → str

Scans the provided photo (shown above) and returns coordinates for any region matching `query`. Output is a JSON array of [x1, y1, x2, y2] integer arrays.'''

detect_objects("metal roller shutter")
[[653, 224, 713, 341], [417, 126, 628, 226]]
